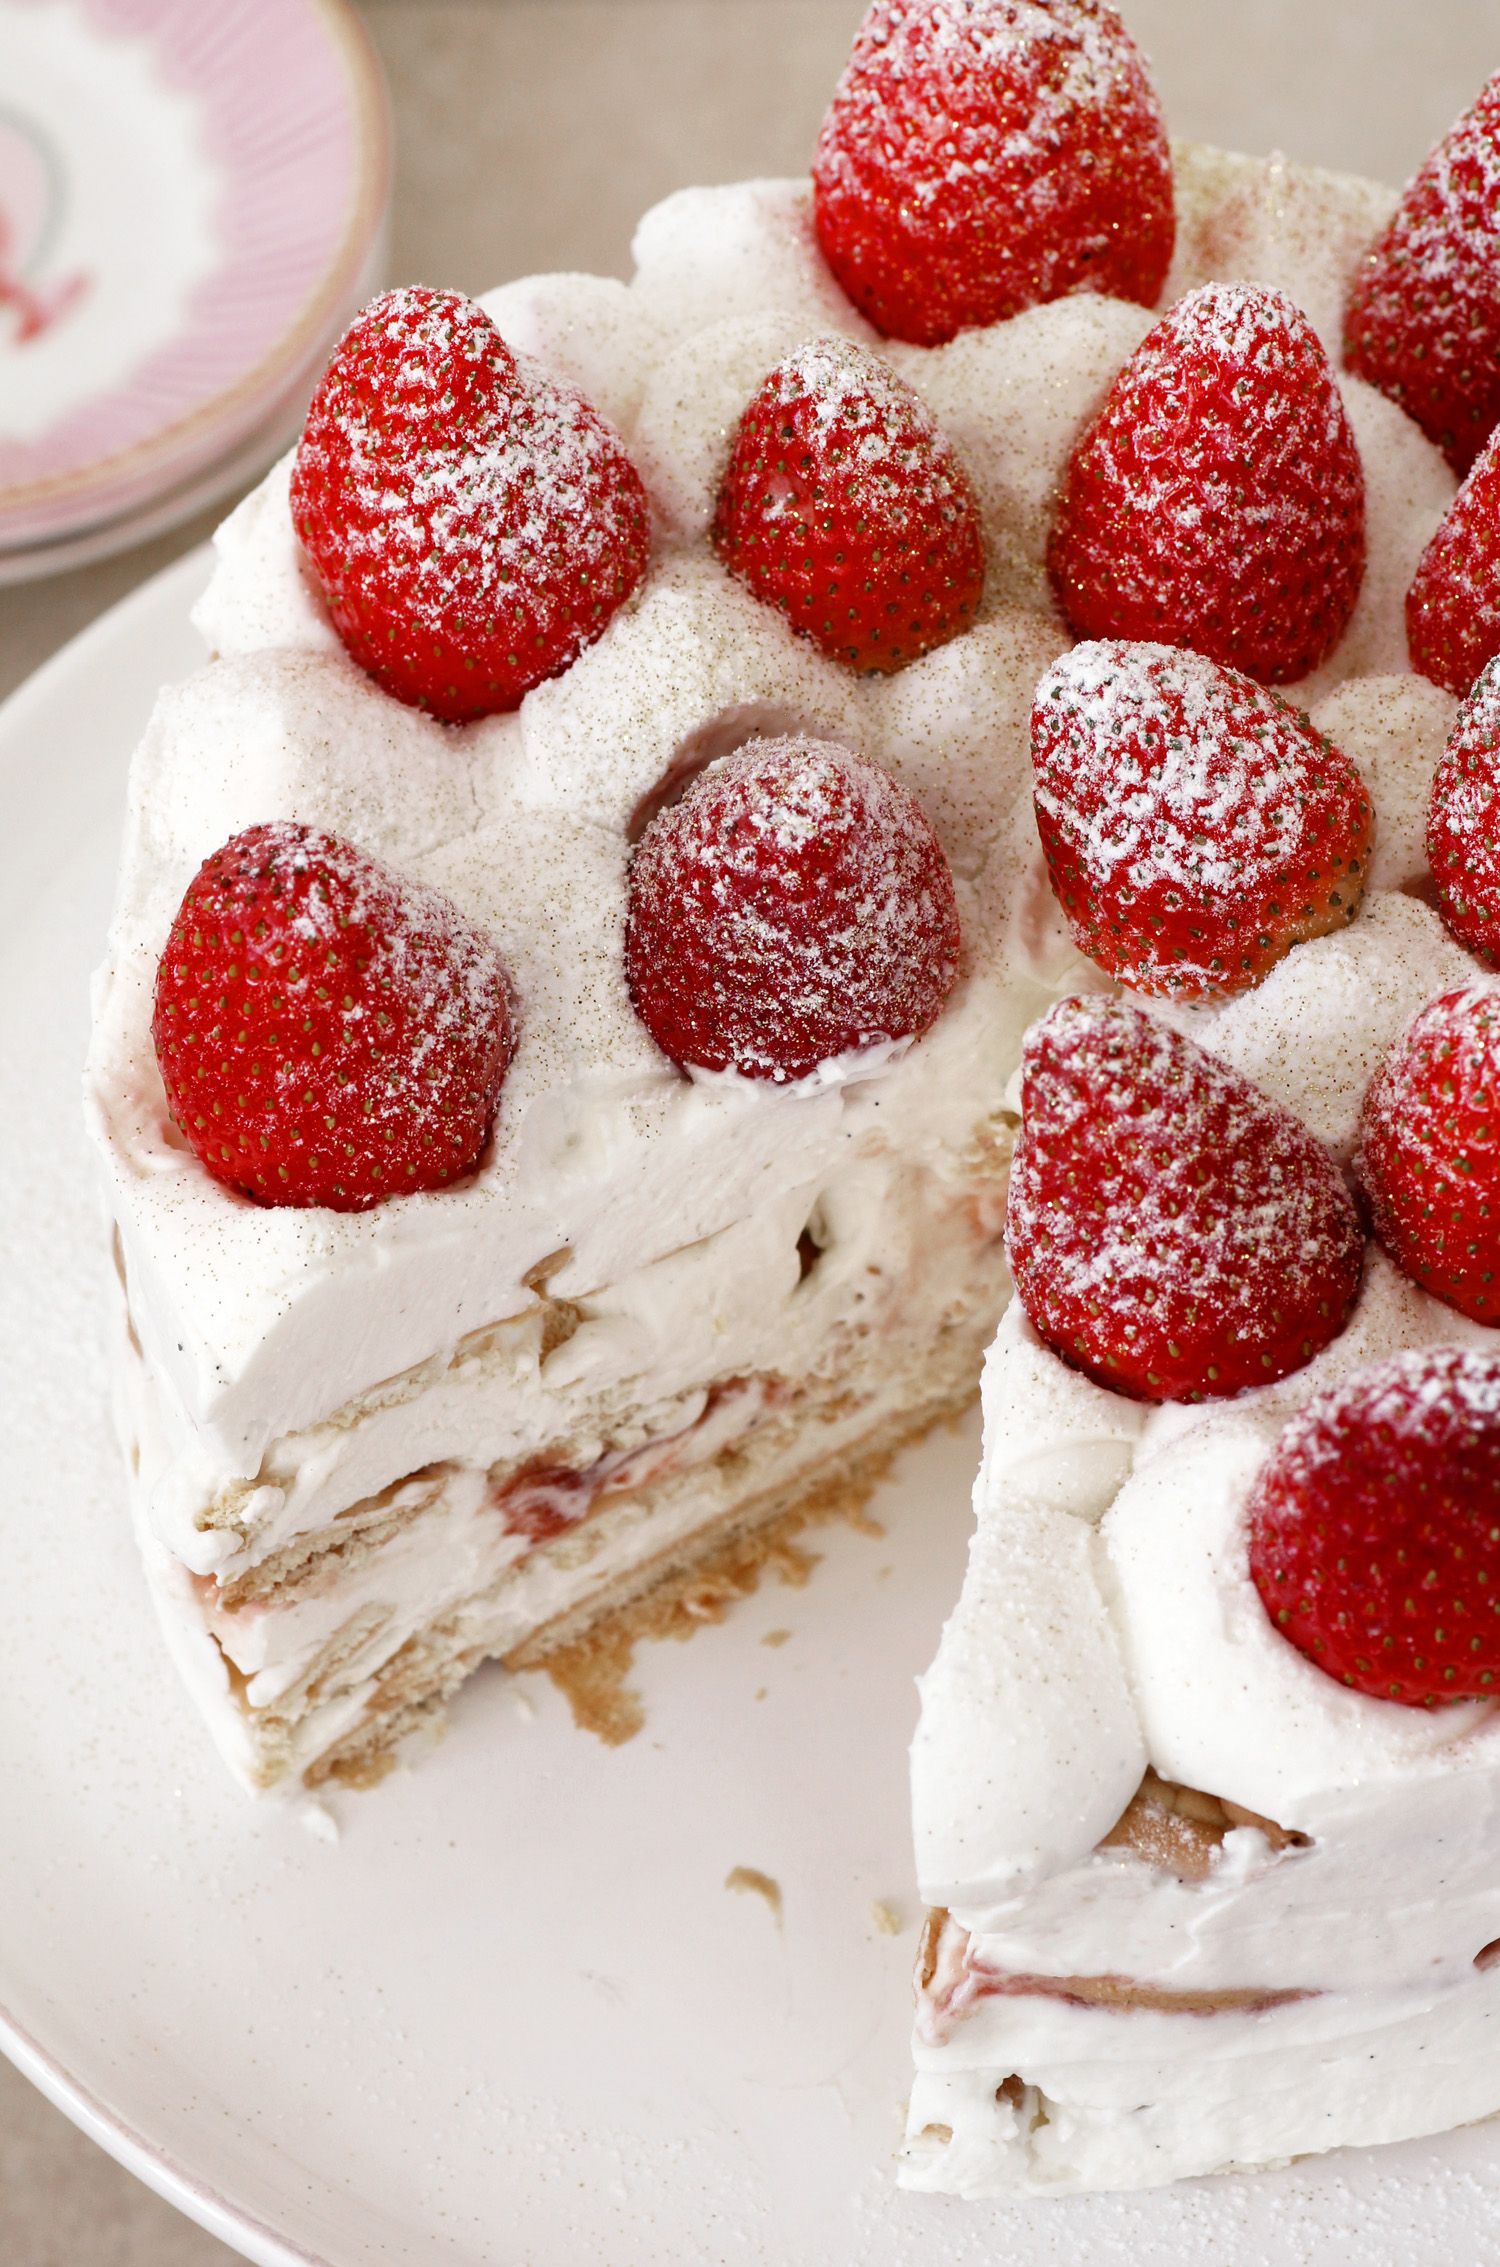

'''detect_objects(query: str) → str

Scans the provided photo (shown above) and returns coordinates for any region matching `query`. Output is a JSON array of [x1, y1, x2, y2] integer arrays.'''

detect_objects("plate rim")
[[0, 1997, 324, 2267], [0, 0, 391, 538]]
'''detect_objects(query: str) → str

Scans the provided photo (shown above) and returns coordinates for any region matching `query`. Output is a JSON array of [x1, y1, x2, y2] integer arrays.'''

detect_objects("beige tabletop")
[[2, 1, 1498, 2259]]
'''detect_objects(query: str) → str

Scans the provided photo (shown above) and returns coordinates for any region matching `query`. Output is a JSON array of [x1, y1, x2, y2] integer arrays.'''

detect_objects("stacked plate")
[[0, 0, 390, 583]]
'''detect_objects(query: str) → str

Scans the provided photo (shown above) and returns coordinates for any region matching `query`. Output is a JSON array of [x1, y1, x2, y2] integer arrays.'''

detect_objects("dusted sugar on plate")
[[903, 38, 1500, 2192]]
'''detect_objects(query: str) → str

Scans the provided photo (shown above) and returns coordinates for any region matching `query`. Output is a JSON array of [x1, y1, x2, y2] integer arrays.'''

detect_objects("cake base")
[[900, 1980, 1500, 2198]]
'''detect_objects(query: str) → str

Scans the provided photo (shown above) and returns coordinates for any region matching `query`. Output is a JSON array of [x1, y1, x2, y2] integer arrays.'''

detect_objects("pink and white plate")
[[0, 0, 389, 580]]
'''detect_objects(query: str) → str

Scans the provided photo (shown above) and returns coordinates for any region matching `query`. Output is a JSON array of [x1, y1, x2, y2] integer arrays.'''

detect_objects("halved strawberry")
[[1359, 984, 1500, 1324], [1248, 1345, 1500, 1706], [1048, 284, 1366, 684], [812, 0, 1174, 346], [1427, 659, 1500, 961], [152, 823, 515, 1211], [1031, 642, 1374, 998], [291, 286, 650, 723], [1407, 423, 1500, 696], [711, 336, 985, 673], [625, 734, 961, 1081], [1345, 71, 1500, 475], [1007, 995, 1364, 1403]]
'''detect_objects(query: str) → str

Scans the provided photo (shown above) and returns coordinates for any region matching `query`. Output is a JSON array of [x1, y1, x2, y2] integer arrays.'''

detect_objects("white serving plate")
[[2, 553, 1499, 2266]]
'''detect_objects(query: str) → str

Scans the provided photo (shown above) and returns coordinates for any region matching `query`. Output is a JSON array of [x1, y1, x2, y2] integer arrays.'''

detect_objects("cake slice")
[[85, 0, 1457, 1800], [85, 254, 1073, 1795]]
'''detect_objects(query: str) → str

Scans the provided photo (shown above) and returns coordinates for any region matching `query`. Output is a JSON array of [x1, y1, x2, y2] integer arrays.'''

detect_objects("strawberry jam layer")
[[917, 1906, 1313, 2039], [193, 1375, 782, 1644], [492, 1376, 775, 1550]]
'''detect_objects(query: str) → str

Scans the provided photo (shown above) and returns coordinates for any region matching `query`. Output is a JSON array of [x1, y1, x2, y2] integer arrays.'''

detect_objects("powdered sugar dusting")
[[1345, 69, 1500, 473], [631, 312, 823, 542], [1008, 993, 1363, 1402], [813, 0, 1175, 343], [1359, 982, 1500, 1323], [625, 733, 961, 1081], [712, 333, 986, 673], [1032, 640, 1373, 996], [1429, 659, 1500, 958], [1406, 421, 1500, 697], [889, 291, 1157, 613], [1248, 1342, 1500, 1703], [152, 821, 515, 1211], [1166, 143, 1398, 358], [769, 333, 936, 443], [291, 286, 650, 721], [1292, 378, 1457, 704], [253, 823, 507, 1060], [1049, 281, 1367, 684], [83, 108, 1500, 2209], [1269, 1343, 1500, 1466], [1308, 674, 1456, 895], [146, 139, 1462, 1345], [1157, 891, 1479, 1162]]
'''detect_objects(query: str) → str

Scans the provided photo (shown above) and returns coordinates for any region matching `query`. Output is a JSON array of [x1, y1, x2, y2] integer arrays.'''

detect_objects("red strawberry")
[[1032, 642, 1374, 998], [1248, 1345, 1500, 1706], [1407, 423, 1500, 696], [1359, 985, 1500, 1324], [811, 0, 1174, 347], [1344, 72, 1500, 476], [152, 823, 515, 1212], [1048, 284, 1366, 684], [1428, 660, 1500, 958], [625, 734, 960, 1081], [1007, 996, 1364, 1403], [291, 287, 650, 724], [711, 337, 985, 673]]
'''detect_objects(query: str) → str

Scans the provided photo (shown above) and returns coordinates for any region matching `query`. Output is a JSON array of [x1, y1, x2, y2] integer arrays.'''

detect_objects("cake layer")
[[121, 1196, 1002, 1788], [904, 1959, 1500, 2197]]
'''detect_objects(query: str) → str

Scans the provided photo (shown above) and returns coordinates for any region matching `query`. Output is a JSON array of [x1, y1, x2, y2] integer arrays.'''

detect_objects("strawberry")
[[1406, 422, 1500, 696], [1047, 284, 1366, 684], [291, 286, 650, 724], [1428, 659, 1500, 959], [1031, 642, 1374, 999], [152, 823, 515, 1212], [1358, 985, 1500, 1324], [1006, 995, 1364, 1403], [711, 336, 985, 673], [1248, 1345, 1500, 1706], [811, 0, 1174, 347], [1344, 72, 1500, 476], [625, 734, 961, 1082]]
